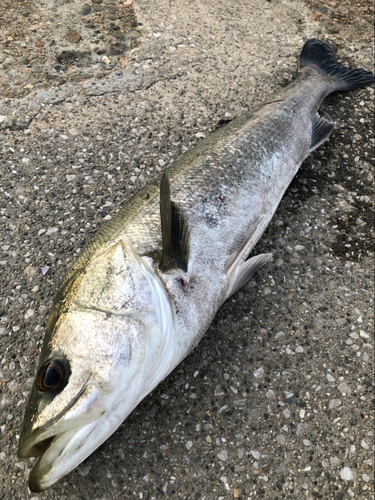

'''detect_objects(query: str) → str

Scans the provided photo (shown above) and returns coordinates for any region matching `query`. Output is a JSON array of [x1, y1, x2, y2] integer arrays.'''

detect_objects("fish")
[[18, 39, 374, 491]]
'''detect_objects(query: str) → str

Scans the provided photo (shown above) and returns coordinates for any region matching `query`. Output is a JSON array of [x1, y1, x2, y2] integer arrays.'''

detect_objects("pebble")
[[7, 380, 18, 392], [337, 381, 350, 395], [362, 474, 370, 482], [328, 398, 341, 409], [360, 440, 369, 450], [276, 434, 285, 445], [340, 467, 354, 481], [296, 423, 309, 437], [65, 32, 81, 43], [295, 346, 304, 353], [214, 385, 224, 396], [250, 450, 260, 460], [185, 441, 193, 450], [102, 56, 111, 65], [81, 5, 91, 15], [0, 452, 6, 461], [217, 450, 228, 461], [283, 409, 291, 418], [330, 456, 340, 466], [77, 465, 91, 476], [24, 309, 34, 319], [326, 373, 335, 382], [266, 389, 275, 399], [253, 367, 264, 378]]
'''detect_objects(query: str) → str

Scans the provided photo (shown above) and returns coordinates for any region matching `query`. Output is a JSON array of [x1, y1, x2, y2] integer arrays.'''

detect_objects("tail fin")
[[300, 39, 374, 91]]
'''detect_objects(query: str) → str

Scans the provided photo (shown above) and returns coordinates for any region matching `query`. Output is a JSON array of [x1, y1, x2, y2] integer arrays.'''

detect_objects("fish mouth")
[[18, 382, 106, 491], [27, 426, 95, 492]]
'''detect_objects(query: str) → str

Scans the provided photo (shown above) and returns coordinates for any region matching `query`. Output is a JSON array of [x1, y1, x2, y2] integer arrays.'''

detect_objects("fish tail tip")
[[300, 38, 374, 91]]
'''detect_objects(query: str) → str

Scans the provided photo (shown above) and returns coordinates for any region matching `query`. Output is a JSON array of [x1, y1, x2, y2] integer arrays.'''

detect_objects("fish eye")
[[37, 359, 66, 392]]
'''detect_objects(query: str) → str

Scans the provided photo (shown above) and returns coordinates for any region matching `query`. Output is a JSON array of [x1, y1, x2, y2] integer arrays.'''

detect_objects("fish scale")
[[18, 39, 374, 492]]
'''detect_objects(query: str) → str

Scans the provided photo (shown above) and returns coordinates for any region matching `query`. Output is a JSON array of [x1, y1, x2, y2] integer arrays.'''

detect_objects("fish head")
[[18, 241, 175, 491]]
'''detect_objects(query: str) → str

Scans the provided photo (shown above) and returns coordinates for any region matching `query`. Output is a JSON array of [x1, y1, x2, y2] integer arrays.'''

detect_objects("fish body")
[[18, 39, 374, 491]]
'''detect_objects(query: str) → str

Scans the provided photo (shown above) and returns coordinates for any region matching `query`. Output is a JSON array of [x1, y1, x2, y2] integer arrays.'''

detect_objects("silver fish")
[[18, 39, 374, 491]]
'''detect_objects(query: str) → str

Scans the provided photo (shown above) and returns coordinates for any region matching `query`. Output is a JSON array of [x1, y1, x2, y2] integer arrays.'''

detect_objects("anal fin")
[[225, 253, 273, 300], [160, 172, 190, 272], [310, 113, 334, 152]]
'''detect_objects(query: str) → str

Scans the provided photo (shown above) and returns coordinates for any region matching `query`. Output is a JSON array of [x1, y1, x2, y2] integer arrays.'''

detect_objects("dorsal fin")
[[160, 172, 190, 271]]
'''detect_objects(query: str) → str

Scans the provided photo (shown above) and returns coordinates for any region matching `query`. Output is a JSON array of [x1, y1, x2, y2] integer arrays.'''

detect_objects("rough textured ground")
[[0, 0, 374, 499]]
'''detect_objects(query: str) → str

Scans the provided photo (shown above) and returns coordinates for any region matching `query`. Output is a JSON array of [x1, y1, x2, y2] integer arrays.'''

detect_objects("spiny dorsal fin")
[[160, 172, 190, 272]]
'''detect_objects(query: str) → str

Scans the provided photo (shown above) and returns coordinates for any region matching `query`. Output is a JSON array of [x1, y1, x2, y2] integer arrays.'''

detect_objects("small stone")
[[46, 227, 58, 235], [283, 409, 291, 418], [322, 459, 330, 468], [214, 385, 224, 396], [340, 467, 353, 481], [266, 389, 275, 399], [296, 423, 309, 437], [81, 5, 91, 15], [24, 309, 34, 319], [102, 55, 111, 65], [25, 266, 37, 277], [330, 456, 340, 466], [295, 346, 304, 353], [0, 116, 7, 123], [42, 266, 49, 275], [294, 245, 304, 251], [338, 382, 350, 395], [326, 373, 335, 382], [92, 4, 105, 11], [276, 434, 285, 445], [35, 40, 45, 47], [66, 175, 76, 182], [186, 441, 193, 450], [362, 474, 370, 482], [253, 366, 264, 378], [77, 465, 91, 476], [217, 450, 228, 461], [349, 445, 356, 454], [65, 32, 81, 43], [328, 398, 341, 409], [360, 440, 369, 450], [359, 330, 369, 339], [303, 439, 312, 446], [250, 450, 260, 460], [7, 380, 18, 392], [0, 452, 6, 461]]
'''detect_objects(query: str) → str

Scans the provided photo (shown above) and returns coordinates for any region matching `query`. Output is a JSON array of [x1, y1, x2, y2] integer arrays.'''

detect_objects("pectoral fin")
[[160, 172, 190, 272], [225, 253, 273, 300]]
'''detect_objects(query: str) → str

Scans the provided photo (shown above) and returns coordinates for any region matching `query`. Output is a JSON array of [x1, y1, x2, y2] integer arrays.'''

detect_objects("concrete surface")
[[0, 0, 374, 499]]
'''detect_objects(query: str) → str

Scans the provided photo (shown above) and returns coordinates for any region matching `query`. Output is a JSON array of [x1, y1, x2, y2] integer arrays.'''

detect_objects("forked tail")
[[300, 39, 374, 92]]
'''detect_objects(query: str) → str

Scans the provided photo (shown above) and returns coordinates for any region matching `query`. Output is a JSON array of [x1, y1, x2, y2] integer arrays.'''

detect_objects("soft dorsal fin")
[[310, 113, 334, 152], [160, 172, 190, 271]]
